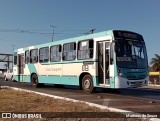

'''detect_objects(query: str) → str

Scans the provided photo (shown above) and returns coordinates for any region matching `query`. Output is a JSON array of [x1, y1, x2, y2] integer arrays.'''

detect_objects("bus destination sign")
[[113, 30, 143, 41]]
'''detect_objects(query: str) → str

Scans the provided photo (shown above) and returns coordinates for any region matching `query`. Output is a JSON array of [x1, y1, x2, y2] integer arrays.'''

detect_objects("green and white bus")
[[13, 30, 149, 93]]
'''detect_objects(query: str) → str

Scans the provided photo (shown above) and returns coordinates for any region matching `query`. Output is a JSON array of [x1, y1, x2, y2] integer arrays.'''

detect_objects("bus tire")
[[31, 74, 39, 88], [82, 74, 94, 93]]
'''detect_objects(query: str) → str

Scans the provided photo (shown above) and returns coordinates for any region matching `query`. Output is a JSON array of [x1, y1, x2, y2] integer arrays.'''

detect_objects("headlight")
[[119, 72, 123, 76], [118, 68, 123, 77]]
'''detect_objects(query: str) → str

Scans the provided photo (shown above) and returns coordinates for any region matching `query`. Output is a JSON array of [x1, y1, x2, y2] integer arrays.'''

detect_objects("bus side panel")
[[38, 76, 61, 84], [93, 76, 99, 87], [22, 75, 30, 82], [13, 66, 18, 81], [27, 63, 38, 74], [15, 63, 38, 83], [60, 76, 98, 86], [13, 75, 30, 82], [22, 64, 32, 82], [109, 52, 117, 88], [62, 62, 96, 86], [13, 62, 31, 82], [15, 61, 98, 86], [61, 76, 79, 85], [38, 63, 62, 84]]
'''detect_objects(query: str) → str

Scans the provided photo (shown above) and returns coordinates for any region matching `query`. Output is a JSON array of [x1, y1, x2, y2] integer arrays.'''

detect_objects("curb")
[[1, 86, 160, 121]]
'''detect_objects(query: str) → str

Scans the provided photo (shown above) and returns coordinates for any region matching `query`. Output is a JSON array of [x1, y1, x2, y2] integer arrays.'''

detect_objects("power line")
[[0, 28, 98, 42], [0, 28, 84, 36], [50, 25, 56, 42]]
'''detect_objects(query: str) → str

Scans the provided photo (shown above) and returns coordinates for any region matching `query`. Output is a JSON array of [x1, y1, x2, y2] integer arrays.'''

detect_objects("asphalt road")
[[0, 78, 160, 113]]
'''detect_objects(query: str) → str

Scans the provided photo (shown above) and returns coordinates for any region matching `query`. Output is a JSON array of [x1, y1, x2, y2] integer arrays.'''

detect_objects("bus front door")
[[98, 41, 110, 85], [18, 54, 24, 81]]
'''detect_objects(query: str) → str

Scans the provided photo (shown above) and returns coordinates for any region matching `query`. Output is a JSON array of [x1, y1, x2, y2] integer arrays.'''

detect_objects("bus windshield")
[[116, 39, 148, 68]]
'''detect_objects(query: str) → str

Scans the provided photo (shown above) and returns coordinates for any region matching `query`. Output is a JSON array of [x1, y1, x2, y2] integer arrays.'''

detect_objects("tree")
[[150, 54, 160, 71]]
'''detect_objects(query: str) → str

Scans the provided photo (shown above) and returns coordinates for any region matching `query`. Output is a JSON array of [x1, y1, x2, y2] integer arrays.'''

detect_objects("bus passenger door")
[[98, 41, 110, 85], [18, 54, 24, 81]]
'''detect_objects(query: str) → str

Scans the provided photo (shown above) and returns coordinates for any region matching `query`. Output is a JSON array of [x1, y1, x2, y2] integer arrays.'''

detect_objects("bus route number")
[[82, 65, 89, 71]]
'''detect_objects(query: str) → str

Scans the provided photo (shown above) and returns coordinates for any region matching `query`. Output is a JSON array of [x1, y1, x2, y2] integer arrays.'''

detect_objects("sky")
[[0, 0, 159, 68]]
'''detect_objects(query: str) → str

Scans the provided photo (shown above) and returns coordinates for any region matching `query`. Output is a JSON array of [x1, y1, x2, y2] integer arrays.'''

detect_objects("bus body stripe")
[[13, 75, 98, 87], [27, 64, 37, 74]]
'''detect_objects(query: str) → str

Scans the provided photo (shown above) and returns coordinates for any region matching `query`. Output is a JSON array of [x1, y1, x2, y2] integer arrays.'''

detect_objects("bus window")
[[14, 52, 17, 65], [63, 42, 76, 61], [39, 47, 49, 63], [50, 45, 61, 62], [116, 39, 148, 68], [78, 39, 93, 60], [30, 49, 38, 63], [25, 50, 30, 64]]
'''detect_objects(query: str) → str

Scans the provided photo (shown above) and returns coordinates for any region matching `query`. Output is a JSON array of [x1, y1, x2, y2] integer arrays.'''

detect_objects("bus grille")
[[130, 81, 143, 87], [127, 72, 146, 80]]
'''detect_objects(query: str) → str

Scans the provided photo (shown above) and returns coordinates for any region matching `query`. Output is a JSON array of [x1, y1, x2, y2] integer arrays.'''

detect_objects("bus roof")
[[15, 30, 113, 52], [36, 30, 113, 48], [15, 30, 143, 52]]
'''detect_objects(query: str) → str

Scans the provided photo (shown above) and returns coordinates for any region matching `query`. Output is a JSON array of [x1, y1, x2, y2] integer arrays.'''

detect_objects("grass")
[[0, 88, 150, 121]]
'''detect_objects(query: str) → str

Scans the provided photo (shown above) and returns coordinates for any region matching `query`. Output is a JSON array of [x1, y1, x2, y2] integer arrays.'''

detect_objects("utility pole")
[[84, 29, 96, 35], [50, 25, 56, 42], [12, 45, 15, 69], [12, 45, 15, 52], [90, 29, 96, 34]]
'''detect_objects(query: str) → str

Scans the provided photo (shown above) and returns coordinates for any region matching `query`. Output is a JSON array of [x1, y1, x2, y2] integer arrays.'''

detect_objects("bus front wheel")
[[82, 74, 94, 93]]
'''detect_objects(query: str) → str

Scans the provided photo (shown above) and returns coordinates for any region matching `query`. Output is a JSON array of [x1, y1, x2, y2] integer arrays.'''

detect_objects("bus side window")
[[50, 45, 61, 62], [30, 49, 38, 63], [78, 39, 93, 60], [39, 47, 49, 63], [89, 40, 94, 58], [25, 50, 30, 64], [63, 42, 76, 61]]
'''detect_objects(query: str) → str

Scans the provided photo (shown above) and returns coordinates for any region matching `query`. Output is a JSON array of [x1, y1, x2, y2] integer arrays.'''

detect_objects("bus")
[[13, 30, 149, 93]]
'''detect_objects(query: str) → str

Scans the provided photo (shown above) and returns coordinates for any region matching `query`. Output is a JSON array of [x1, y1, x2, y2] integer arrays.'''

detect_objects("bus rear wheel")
[[31, 74, 39, 88], [82, 74, 94, 93]]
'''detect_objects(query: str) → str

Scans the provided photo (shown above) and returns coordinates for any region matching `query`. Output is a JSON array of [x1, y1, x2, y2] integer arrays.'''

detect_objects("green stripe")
[[13, 75, 98, 87], [28, 64, 37, 73]]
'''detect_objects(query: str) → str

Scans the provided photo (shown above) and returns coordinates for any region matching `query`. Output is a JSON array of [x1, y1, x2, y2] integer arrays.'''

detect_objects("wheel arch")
[[79, 72, 92, 89], [30, 73, 37, 81]]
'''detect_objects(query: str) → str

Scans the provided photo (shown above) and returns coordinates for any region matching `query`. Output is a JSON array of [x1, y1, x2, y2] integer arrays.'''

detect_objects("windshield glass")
[[116, 39, 148, 68]]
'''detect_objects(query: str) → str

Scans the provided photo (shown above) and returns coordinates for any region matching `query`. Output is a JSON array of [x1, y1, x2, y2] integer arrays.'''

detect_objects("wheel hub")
[[84, 79, 91, 89]]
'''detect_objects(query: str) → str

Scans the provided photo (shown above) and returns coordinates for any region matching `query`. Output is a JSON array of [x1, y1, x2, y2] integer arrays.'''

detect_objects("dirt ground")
[[144, 85, 160, 89], [0, 88, 151, 121]]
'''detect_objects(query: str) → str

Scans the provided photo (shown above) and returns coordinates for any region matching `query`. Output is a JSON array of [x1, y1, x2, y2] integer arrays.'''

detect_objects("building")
[[149, 71, 160, 85]]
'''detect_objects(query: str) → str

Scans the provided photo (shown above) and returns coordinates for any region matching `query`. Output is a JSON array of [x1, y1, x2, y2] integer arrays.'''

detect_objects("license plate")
[[135, 81, 141, 87]]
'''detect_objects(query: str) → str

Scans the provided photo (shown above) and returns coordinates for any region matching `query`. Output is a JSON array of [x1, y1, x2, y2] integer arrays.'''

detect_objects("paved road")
[[0, 78, 160, 113]]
